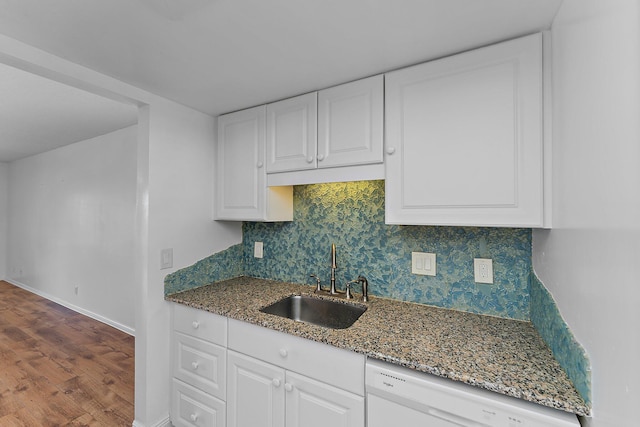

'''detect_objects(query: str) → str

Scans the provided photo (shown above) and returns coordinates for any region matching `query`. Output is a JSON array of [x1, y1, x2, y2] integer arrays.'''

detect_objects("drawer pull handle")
[[306, 156, 314, 163], [190, 413, 198, 422], [279, 348, 288, 358], [284, 383, 293, 392], [191, 361, 199, 370], [386, 147, 396, 155], [191, 321, 200, 329], [272, 378, 281, 387], [317, 154, 325, 161]]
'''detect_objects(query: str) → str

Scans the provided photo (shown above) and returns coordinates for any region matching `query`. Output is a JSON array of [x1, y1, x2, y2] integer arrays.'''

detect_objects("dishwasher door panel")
[[367, 394, 476, 427]]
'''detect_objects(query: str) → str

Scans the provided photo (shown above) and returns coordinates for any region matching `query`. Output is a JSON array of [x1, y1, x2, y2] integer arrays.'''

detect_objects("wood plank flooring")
[[0, 280, 134, 426]]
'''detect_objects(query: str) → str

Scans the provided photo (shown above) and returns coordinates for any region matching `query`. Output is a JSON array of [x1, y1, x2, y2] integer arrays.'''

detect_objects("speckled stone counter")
[[166, 276, 589, 416]]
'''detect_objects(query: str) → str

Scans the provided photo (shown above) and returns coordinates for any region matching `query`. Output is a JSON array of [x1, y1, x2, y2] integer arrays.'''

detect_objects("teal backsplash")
[[242, 181, 532, 320], [164, 244, 243, 295], [530, 274, 592, 405]]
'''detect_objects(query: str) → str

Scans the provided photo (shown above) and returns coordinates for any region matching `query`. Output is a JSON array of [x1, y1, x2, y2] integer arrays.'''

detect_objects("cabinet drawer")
[[173, 331, 226, 400], [228, 319, 365, 395], [173, 303, 227, 346], [171, 378, 225, 427]]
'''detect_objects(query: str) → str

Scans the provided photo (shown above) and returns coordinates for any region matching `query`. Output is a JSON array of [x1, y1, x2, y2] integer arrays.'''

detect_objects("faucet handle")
[[345, 281, 355, 299], [309, 274, 322, 292]]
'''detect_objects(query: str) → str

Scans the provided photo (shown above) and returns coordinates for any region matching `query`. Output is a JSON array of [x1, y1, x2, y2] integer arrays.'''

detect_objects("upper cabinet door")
[[266, 92, 318, 173], [385, 33, 546, 227], [317, 75, 384, 169], [215, 106, 292, 222], [216, 106, 266, 220]]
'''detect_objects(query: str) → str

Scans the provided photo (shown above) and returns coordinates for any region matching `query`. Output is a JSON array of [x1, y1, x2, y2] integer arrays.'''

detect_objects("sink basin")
[[260, 295, 366, 329]]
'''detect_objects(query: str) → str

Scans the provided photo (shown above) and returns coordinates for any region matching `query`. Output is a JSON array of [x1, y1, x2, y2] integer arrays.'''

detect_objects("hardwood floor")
[[0, 280, 134, 426]]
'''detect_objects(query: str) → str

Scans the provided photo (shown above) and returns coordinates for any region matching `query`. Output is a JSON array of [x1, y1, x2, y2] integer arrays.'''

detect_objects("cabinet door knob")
[[257, 161, 264, 168], [190, 413, 198, 422], [272, 378, 281, 387], [279, 348, 288, 358], [386, 147, 396, 155], [306, 156, 314, 163], [191, 321, 200, 329], [284, 383, 293, 392], [317, 154, 325, 161], [191, 361, 199, 370]]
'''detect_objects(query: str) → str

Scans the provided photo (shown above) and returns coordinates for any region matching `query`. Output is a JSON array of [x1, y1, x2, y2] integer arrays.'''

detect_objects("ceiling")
[[0, 63, 138, 162], [0, 0, 563, 162]]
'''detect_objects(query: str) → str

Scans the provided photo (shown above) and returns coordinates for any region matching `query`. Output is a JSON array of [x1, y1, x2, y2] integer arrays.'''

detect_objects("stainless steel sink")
[[260, 295, 366, 329]]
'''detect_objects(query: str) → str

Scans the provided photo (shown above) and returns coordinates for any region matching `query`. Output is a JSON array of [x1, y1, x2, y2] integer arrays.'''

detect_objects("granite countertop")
[[166, 276, 589, 416]]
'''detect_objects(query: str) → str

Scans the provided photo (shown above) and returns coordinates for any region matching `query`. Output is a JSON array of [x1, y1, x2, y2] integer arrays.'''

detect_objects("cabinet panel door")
[[171, 379, 225, 427], [215, 106, 266, 220], [227, 350, 285, 427], [173, 303, 227, 346], [385, 33, 544, 227], [318, 75, 383, 169], [286, 371, 364, 427], [267, 92, 318, 173], [173, 332, 226, 400]]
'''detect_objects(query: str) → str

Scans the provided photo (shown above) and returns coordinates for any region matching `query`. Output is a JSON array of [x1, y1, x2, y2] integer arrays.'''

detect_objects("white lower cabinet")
[[172, 307, 365, 427], [171, 304, 228, 427], [285, 371, 365, 427], [227, 319, 365, 427], [227, 350, 285, 427]]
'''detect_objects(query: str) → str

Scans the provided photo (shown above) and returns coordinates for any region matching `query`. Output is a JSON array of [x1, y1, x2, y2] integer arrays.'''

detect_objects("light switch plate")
[[474, 258, 493, 284], [160, 248, 173, 270], [254, 242, 264, 258], [412, 252, 436, 276]]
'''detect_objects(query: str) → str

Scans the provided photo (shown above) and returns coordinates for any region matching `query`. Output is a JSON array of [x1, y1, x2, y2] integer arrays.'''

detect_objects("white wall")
[[533, 0, 640, 425], [7, 126, 138, 332], [133, 103, 241, 426], [0, 162, 8, 279]]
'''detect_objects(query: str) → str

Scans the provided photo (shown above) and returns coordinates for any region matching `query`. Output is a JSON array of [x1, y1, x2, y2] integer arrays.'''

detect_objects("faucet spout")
[[330, 243, 338, 294]]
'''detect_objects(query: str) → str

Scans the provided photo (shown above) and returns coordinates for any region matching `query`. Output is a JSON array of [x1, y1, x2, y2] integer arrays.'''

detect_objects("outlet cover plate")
[[474, 258, 494, 284], [254, 242, 264, 258], [412, 252, 436, 276]]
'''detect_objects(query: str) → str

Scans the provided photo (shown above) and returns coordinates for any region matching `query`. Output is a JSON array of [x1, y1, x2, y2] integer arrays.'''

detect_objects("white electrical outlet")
[[254, 242, 264, 258], [412, 252, 436, 276], [474, 258, 494, 284]]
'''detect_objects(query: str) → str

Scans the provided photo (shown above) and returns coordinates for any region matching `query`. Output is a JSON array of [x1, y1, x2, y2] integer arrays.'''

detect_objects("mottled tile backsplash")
[[164, 244, 243, 295], [243, 181, 532, 320], [530, 274, 591, 405]]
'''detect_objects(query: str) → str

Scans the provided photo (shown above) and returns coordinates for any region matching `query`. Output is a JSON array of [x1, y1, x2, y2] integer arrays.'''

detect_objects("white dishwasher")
[[366, 359, 580, 427]]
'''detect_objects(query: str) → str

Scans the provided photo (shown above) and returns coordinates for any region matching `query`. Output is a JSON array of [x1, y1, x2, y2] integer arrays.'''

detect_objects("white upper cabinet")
[[215, 106, 293, 222], [266, 76, 384, 186], [385, 33, 548, 227], [317, 75, 384, 169], [267, 92, 318, 173]]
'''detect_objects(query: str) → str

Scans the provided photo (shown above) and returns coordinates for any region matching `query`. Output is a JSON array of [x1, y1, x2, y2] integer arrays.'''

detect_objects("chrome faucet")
[[309, 244, 340, 294]]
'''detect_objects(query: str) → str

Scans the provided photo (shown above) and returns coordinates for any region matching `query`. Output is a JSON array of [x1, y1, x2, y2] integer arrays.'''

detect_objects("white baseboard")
[[5, 279, 135, 336], [132, 415, 172, 427]]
